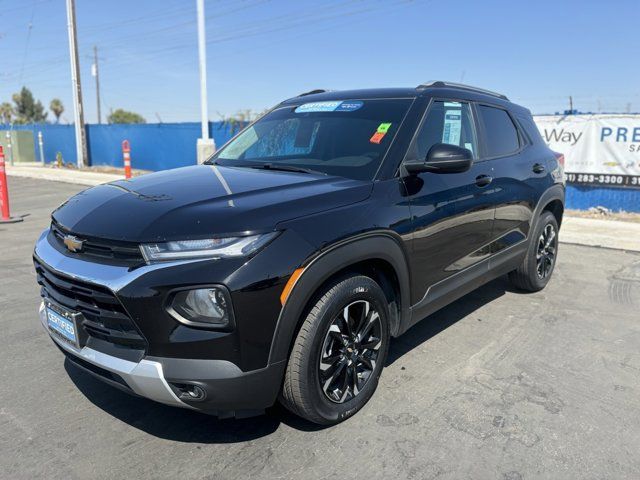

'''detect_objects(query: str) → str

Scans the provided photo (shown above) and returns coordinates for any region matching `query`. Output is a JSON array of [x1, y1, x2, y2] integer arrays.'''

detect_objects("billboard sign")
[[534, 114, 640, 187]]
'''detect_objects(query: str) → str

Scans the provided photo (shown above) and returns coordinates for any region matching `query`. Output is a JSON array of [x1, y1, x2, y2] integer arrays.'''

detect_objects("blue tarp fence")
[[5, 122, 640, 212], [10, 122, 243, 171], [565, 184, 640, 212]]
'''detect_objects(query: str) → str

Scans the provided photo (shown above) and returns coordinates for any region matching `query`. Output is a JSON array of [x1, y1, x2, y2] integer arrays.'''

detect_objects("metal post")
[[93, 45, 101, 124], [196, 0, 215, 164], [38, 131, 45, 165], [66, 0, 88, 167]]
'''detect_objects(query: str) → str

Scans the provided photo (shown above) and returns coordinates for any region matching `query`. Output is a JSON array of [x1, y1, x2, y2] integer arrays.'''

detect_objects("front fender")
[[267, 232, 411, 365]]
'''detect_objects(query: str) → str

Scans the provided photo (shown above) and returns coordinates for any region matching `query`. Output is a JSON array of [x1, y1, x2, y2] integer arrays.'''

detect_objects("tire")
[[508, 211, 559, 292], [280, 274, 390, 425]]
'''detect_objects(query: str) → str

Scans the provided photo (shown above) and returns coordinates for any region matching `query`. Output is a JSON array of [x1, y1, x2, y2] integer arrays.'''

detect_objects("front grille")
[[50, 221, 144, 266], [35, 259, 147, 350]]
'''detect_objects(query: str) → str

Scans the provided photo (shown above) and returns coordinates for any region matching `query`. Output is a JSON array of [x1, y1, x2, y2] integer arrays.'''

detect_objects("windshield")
[[211, 98, 413, 180]]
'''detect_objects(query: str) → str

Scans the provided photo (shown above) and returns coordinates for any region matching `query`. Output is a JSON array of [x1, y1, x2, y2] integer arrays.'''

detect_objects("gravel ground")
[[566, 208, 640, 223], [1, 177, 639, 479]]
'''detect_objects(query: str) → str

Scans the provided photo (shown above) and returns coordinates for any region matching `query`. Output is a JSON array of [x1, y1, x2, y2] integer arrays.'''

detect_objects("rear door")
[[474, 104, 538, 254], [405, 99, 498, 306]]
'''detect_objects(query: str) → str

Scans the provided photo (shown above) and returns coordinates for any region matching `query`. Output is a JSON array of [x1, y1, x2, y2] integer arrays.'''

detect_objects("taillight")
[[552, 151, 566, 184]]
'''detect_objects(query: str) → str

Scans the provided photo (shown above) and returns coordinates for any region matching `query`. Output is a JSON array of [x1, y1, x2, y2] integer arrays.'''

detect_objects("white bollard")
[[5, 131, 13, 167], [38, 131, 45, 165]]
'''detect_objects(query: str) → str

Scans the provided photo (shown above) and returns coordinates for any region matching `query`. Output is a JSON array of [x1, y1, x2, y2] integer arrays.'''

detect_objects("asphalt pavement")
[[1, 176, 639, 479]]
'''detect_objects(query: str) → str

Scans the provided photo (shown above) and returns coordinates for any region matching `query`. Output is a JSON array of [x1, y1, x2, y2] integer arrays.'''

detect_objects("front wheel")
[[509, 211, 559, 292], [280, 274, 390, 425]]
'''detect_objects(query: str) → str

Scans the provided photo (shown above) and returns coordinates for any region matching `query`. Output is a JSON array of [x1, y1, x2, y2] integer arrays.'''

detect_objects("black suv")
[[34, 82, 564, 425]]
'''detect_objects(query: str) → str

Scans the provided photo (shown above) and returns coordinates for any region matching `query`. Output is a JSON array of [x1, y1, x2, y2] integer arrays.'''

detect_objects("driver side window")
[[408, 100, 478, 161]]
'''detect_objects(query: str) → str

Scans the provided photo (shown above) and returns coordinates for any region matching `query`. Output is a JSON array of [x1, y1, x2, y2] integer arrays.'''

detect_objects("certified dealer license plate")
[[46, 306, 79, 347]]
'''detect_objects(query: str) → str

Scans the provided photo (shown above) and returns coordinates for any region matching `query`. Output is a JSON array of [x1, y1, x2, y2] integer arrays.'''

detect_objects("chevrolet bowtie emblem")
[[63, 234, 84, 253]]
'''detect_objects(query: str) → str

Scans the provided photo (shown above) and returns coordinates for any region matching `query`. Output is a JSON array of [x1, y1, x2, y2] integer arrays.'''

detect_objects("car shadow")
[[64, 360, 326, 443], [386, 275, 514, 365], [64, 275, 515, 442]]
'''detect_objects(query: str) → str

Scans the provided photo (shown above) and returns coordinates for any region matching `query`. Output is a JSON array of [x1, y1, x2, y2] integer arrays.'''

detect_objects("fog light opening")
[[171, 383, 207, 402]]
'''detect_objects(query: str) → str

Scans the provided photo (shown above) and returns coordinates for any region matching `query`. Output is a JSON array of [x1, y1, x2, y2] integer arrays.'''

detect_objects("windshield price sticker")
[[370, 132, 385, 144], [295, 100, 363, 113], [370, 122, 392, 144], [377, 123, 392, 133]]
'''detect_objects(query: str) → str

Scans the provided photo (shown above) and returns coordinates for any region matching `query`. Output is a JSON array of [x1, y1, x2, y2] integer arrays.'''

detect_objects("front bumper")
[[40, 302, 188, 408], [33, 227, 303, 414], [34, 227, 307, 370], [40, 302, 286, 414]]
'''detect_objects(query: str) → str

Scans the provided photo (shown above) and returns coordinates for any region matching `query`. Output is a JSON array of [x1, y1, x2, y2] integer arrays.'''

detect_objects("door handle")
[[532, 163, 546, 174], [475, 174, 493, 187]]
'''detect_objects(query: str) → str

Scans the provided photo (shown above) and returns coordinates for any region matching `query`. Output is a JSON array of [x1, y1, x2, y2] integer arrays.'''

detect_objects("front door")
[[405, 99, 499, 310]]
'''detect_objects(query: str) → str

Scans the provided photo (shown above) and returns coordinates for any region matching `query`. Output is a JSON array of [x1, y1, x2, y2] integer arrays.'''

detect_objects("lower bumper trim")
[[40, 302, 191, 409]]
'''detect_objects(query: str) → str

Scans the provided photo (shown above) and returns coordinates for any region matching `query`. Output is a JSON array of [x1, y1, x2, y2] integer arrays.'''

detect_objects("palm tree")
[[0, 102, 13, 124], [49, 98, 64, 124]]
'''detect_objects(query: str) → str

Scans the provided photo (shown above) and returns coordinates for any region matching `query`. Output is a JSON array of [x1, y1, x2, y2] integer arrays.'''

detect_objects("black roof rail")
[[417, 81, 509, 101], [297, 89, 328, 97]]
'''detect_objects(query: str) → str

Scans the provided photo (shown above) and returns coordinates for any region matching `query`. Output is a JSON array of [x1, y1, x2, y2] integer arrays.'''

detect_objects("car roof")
[[280, 88, 420, 104], [280, 84, 531, 115]]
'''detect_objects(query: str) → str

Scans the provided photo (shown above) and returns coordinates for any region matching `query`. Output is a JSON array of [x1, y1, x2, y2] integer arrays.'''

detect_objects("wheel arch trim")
[[531, 184, 565, 235], [267, 231, 411, 365]]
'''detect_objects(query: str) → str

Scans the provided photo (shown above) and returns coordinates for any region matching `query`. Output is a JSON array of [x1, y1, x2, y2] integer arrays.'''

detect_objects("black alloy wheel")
[[536, 223, 557, 279], [508, 210, 560, 292], [280, 274, 390, 425], [319, 300, 382, 403]]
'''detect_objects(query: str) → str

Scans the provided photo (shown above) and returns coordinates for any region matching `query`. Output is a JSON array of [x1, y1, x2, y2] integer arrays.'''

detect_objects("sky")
[[1, 0, 639, 124]]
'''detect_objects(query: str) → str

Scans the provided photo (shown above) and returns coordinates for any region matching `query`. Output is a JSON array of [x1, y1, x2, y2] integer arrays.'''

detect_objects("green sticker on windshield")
[[377, 123, 392, 133]]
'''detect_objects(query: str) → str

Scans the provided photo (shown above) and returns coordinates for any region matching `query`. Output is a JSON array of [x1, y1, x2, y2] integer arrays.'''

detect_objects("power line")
[[79, 3, 193, 34], [18, 0, 37, 83], [4, 0, 359, 78], [92, 0, 399, 70], [0, 0, 51, 16], [3, 0, 417, 119], [129, 0, 412, 69], [66, 0, 419, 122], [76, 0, 271, 52]]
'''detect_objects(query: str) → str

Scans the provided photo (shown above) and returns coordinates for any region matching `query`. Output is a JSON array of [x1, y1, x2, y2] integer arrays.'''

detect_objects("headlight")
[[140, 232, 278, 264], [168, 286, 234, 328]]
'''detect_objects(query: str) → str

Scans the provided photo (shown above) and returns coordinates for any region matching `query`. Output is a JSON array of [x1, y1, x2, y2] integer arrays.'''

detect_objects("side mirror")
[[403, 143, 473, 175]]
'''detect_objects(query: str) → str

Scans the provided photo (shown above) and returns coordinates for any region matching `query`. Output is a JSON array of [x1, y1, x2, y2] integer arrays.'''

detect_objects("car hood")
[[52, 165, 373, 242]]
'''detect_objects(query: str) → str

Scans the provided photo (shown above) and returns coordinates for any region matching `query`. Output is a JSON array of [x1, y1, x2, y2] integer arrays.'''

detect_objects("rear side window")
[[477, 105, 519, 157], [516, 114, 543, 145]]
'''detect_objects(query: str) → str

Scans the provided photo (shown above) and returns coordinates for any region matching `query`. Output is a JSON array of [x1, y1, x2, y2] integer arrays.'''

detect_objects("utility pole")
[[569, 96, 573, 114], [92, 45, 101, 124], [66, 0, 88, 167], [196, 0, 214, 164]]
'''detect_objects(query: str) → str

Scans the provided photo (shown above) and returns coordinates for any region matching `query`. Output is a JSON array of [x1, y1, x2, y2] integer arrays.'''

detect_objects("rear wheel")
[[280, 274, 390, 425], [509, 211, 559, 292]]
